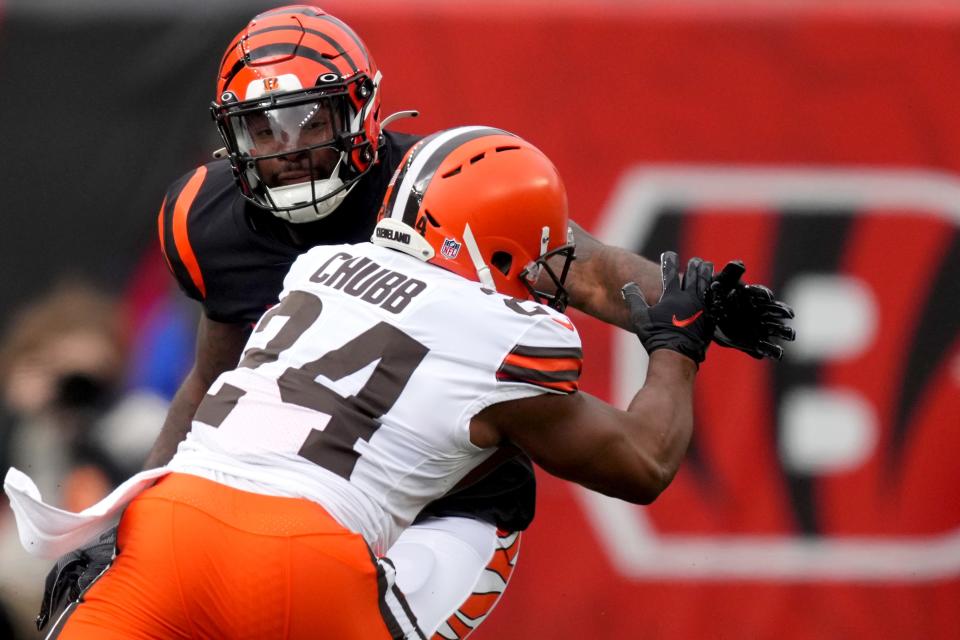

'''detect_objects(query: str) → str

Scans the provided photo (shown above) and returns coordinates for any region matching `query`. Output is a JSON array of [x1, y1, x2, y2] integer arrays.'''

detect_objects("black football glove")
[[621, 251, 714, 364], [706, 260, 796, 360], [36, 526, 117, 631]]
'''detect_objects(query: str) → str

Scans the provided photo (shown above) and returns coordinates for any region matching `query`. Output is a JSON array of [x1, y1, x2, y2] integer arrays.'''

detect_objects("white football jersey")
[[168, 243, 582, 552]]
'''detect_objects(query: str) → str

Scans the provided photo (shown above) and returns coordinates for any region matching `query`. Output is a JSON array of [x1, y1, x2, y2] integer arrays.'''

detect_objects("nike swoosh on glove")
[[621, 251, 715, 364]]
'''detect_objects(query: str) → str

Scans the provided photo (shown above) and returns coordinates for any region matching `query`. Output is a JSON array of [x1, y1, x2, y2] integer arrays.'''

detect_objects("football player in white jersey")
[[6, 126, 719, 639]]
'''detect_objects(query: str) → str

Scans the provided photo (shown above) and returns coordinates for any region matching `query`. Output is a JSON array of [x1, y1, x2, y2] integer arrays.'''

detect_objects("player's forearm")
[[142, 315, 249, 469], [563, 222, 663, 330], [621, 349, 697, 501], [509, 349, 695, 505], [142, 368, 209, 469]]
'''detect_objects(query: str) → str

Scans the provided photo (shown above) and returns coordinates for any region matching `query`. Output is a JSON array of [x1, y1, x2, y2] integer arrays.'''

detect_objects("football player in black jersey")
[[36, 4, 794, 638]]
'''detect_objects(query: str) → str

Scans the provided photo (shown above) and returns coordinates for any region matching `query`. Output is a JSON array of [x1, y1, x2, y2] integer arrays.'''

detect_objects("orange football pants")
[[53, 473, 421, 639]]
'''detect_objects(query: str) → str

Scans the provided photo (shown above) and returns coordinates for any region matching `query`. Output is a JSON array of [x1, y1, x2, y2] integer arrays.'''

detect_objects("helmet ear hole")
[[491, 251, 513, 276]]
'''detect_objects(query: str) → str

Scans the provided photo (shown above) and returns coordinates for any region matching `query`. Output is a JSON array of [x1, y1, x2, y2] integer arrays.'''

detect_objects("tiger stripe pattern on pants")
[[433, 530, 521, 640]]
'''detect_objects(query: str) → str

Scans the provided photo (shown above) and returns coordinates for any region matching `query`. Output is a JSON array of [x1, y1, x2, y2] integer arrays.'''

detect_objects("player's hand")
[[36, 527, 117, 631], [621, 252, 714, 364], [706, 260, 796, 360]]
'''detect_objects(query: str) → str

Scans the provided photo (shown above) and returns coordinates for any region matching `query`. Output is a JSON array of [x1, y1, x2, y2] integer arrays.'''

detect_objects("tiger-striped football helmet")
[[211, 5, 382, 222]]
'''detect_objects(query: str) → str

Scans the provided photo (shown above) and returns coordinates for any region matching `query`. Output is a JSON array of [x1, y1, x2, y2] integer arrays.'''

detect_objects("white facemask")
[[265, 154, 352, 223]]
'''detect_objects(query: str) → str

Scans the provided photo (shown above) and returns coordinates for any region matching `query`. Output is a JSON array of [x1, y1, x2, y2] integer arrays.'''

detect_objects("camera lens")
[[55, 373, 109, 410]]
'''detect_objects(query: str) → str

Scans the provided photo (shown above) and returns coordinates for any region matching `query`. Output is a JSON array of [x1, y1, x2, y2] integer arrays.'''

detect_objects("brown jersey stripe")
[[497, 364, 580, 384], [497, 341, 582, 393], [503, 353, 582, 374], [172, 166, 208, 298], [507, 344, 583, 360], [494, 375, 579, 394], [156, 195, 174, 275]]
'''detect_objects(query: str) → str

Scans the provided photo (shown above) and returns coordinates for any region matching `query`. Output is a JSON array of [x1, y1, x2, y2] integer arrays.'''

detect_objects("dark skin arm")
[[470, 349, 697, 505], [550, 221, 663, 331], [142, 315, 250, 468]]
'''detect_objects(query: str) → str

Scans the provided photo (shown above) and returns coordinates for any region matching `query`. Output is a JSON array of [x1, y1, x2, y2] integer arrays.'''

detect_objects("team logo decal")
[[441, 237, 462, 260], [584, 166, 960, 582]]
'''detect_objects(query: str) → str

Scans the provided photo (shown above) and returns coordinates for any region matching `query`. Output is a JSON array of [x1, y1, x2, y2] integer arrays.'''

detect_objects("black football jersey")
[[159, 130, 421, 325]]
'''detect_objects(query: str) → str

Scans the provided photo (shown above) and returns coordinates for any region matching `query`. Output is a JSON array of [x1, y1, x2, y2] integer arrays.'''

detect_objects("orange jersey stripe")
[[535, 379, 579, 393], [172, 167, 208, 298], [496, 370, 579, 393], [496, 342, 581, 393], [156, 195, 175, 274], [502, 353, 581, 374]]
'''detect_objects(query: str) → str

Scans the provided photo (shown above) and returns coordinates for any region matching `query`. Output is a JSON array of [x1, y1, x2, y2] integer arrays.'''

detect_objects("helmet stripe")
[[317, 15, 371, 65], [246, 43, 342, 72], [256, 6, 324, 18], [220, 31, 264, 80], [388, 126, 511, 226], [301, 28, 358, 74], [220, 5, 323, 77], [380, 142, 424, 223], [219, 36, 243, 78], [221, 43, 342, 94], [240, 25, 359, 74]]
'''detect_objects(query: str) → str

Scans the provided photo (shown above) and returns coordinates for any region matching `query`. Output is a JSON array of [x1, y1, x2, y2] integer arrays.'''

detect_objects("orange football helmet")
[[373, 126, 575, 310], [211, 5, 382, 222]]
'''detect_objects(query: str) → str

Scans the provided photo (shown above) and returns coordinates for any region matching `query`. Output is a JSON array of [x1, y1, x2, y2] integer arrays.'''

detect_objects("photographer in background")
[[0, 281, 166, 638], [0, 282, 127, 508]]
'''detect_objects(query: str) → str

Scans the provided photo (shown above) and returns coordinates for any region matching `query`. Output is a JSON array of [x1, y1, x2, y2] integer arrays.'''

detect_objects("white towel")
[[3, 466, 170, 559]]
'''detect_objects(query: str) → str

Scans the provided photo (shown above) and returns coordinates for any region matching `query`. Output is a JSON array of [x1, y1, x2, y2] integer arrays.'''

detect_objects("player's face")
[[238, 100, 341, 187]]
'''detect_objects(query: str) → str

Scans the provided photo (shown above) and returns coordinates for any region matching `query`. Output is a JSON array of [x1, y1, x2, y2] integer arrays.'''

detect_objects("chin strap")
[[265, 152, 351, 223], [463, 223, 496, 291]]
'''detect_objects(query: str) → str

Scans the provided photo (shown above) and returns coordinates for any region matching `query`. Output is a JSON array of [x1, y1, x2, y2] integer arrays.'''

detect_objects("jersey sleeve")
[[495, 312, 583, 395], [157, 166, 209, 303], [455, 309, 583, 452]]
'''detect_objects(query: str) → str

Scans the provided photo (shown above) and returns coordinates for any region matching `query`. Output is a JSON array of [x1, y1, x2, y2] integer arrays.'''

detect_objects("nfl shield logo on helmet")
[[441, 238, 462, 260]]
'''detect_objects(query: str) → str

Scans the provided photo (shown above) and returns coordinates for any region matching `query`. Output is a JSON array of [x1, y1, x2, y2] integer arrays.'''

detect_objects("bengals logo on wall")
[[582, 167, 960, 581]]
